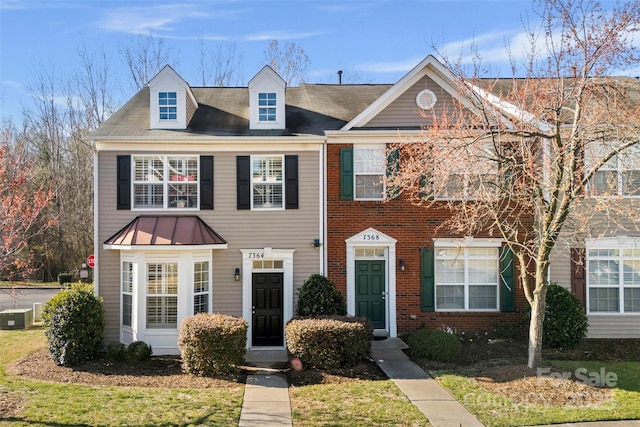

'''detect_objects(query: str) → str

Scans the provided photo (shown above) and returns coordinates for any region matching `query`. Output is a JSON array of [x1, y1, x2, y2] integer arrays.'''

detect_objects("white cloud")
[[98, 4, 240, 36], [242, 31, 324, 42], [2, 80, 25, 89], [357, 56, 427, 74]]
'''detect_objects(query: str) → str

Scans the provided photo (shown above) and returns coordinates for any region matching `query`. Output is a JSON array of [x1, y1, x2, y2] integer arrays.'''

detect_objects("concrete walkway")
[[372, 338, 484, 427], [240, 349, 291, 427]]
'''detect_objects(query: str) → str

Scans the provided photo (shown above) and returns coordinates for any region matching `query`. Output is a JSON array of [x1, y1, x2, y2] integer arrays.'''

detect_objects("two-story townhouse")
[[324, 56, 526, 339], [91, 65, 391, 354]]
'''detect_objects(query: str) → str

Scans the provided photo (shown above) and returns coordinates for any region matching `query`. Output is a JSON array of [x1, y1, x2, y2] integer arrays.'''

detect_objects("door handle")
[[381, 292, 386, 300], [252, 306, 256, 315]]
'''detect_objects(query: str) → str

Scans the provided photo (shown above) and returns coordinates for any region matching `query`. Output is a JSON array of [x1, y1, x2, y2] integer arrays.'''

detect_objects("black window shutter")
[[200, 156, 214, 210], [499, 246, 515, 312], [116, 155, 131, 210], [285, 155, 298, 209], [340, 148, 354, 200], [236, 156, 251, 210], [420, 247, 435, 312]]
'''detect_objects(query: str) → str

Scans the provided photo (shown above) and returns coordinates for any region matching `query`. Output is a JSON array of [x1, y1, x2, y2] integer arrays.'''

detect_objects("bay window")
[[146, 263, 178, 328]]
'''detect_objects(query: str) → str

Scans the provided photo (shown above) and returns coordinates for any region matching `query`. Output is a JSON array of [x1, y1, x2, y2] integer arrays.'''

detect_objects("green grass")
[[431, 361, 640, 427], [0, 328, 244, 427], [290, 380, 430, 426]]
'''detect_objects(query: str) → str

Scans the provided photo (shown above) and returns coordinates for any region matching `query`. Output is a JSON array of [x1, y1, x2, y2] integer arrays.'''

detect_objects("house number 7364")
[[248, 253, 264, 259], [363, 234, 380, 241]]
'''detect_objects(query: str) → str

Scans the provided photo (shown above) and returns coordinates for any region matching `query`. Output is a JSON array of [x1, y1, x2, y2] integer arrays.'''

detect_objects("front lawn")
[[0, 327, 244, 426], [411, 337, 640, 427]]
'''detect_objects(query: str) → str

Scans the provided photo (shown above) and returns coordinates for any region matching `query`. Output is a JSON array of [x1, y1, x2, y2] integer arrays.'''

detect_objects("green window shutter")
[[386, 148, 400, 199], [421, 247, 435, 312], [116, 155, 131, 210], [236, 156, 251, 210], [499, 246, 515, 312], [340, 148, 353, 200], [200, 156, 214, 210]]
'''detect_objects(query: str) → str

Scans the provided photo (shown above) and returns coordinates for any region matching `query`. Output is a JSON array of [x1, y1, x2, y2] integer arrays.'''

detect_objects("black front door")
[[252, 272, 284, 346]]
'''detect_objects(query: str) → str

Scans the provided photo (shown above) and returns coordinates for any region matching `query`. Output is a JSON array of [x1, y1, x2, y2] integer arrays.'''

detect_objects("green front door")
[[355, 260, 386, 329]]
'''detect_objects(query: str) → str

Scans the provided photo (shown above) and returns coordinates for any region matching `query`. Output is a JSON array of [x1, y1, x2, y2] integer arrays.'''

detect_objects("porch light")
[[234, 267, 240, 281], [399, 259, 405, 271], [312, 239, 322, 249]]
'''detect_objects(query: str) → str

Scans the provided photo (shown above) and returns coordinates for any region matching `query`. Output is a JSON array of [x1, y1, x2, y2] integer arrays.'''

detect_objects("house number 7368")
[[363, 234, 380, 241]]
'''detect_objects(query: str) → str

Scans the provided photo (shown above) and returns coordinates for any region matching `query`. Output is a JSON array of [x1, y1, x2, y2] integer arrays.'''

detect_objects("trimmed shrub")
[[106, 342, 128, 363], [408, 328, 460, 363], [542, 283, 588, 349], [179, 313, 247, 376], [296, 274, 346, 316], [127, 341, 153, 362], [286, 316, 372, 369], [57, 272, 73, 286], [42, 283, 105, 366]]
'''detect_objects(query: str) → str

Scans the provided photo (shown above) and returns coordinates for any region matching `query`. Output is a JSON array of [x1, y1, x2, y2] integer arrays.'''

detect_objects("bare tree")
[[197, 38, 244, 86], [262, 40, 310, 86], [118, 34, 177, 92], [387, 0, 640, 368]]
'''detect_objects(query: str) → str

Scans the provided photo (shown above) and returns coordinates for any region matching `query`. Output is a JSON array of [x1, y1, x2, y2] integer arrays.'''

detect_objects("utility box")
[[0, 309, 34, 330], [33, 303, 43, 322]]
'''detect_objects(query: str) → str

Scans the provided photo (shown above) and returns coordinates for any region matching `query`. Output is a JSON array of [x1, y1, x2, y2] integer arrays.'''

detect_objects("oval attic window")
[[416, 89, 437, 110]]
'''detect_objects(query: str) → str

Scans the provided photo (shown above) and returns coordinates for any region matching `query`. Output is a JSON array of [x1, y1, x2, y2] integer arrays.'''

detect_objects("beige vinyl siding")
[[549, 198, 640, 338], [97, 148, 321, 343], [186, 92, 197, 124], [587, 315, 640, 338], [365, 75, 459, 128]]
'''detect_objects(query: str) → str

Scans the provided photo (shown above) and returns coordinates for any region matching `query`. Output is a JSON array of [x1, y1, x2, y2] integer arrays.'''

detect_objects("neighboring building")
[[324, 56, 525, 339], [92, 57, 639, 354]]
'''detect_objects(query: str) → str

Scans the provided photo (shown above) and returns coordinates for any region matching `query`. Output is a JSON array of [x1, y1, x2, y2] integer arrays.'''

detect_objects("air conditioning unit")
[[0, 308, 34, 330]]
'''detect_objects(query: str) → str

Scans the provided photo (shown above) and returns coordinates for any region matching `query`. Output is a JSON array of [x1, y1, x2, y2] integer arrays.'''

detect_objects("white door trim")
[[345, 228, 397, 337]]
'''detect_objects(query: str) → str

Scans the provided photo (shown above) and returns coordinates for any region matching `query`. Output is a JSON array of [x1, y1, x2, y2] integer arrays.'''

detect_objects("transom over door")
[[252, 272, 284, 346], [355, 260, 386, 329]]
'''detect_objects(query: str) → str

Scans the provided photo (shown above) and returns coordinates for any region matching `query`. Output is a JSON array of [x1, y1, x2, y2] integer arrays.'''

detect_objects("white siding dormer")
[[249, 66, 286, 130], [148, 65, 197, 130]]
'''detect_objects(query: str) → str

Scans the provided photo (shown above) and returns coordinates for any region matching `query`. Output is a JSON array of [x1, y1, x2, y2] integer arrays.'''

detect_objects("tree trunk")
[[528, 285, 548, 368]]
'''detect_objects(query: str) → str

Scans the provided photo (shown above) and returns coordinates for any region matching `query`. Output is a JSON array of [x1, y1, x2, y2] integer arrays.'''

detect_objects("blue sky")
[[1, 0, 638, 123]]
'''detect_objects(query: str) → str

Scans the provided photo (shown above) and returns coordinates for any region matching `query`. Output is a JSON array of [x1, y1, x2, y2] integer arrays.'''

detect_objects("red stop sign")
[[87, 255, 95, 268]]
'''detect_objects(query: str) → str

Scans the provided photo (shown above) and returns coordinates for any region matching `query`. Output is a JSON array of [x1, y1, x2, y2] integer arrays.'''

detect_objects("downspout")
[[92, 142, 99, 296]]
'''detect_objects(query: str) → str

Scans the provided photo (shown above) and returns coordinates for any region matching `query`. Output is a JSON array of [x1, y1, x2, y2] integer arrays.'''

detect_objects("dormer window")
[[159, 92, 177, 120], [249, 66, 286, 130], [258, 93, 277, 122]]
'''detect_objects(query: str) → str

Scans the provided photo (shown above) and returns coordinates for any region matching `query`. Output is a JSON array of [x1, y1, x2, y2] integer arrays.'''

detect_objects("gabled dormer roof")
[[148, 65, 198, 130], [249, 65, 287, 130]]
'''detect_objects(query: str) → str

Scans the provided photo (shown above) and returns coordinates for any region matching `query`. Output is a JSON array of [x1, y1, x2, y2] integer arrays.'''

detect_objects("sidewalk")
[[371, 337, 484, 427]]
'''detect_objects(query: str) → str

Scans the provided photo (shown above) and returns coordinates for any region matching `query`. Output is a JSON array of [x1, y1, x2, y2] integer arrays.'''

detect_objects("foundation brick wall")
[[326, 143, 529, 336]]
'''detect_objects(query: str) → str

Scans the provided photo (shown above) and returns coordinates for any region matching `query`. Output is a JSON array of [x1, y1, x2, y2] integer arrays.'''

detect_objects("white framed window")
[[587, 247, 640, 314], [159, 92, 177, 120], [258, 92, 277, 122], [146, 263, 178, 328], [252, 155, 283, 209], [589, 145, 640, 197], [436, 146, 498, 200], [121, 261, 133, 327], [193, 261, 210, 314], [133, 155, 199, 209], [434, 244, 499, 311], [354, 145, 385, 200]]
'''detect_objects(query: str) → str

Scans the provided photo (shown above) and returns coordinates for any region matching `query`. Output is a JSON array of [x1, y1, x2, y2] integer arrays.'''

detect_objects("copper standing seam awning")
[[103, 216, 228, 250]]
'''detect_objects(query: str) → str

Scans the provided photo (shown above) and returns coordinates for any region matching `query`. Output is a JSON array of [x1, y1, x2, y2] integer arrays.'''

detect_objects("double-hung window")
[[590, 145, 640, 197], [354, 145, 385, 200], [121, 261, 133, 327], [436, 146, 498, 200], [252, 155, 283, 209], [258, 93, 277, 122], [587, 248, 640, 313], [133, 155, 199, 209], [146, 263, 178, 328], [193, 261, 210, 314], [159, 92, 177, 120], [435, 245, 499, 311]]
